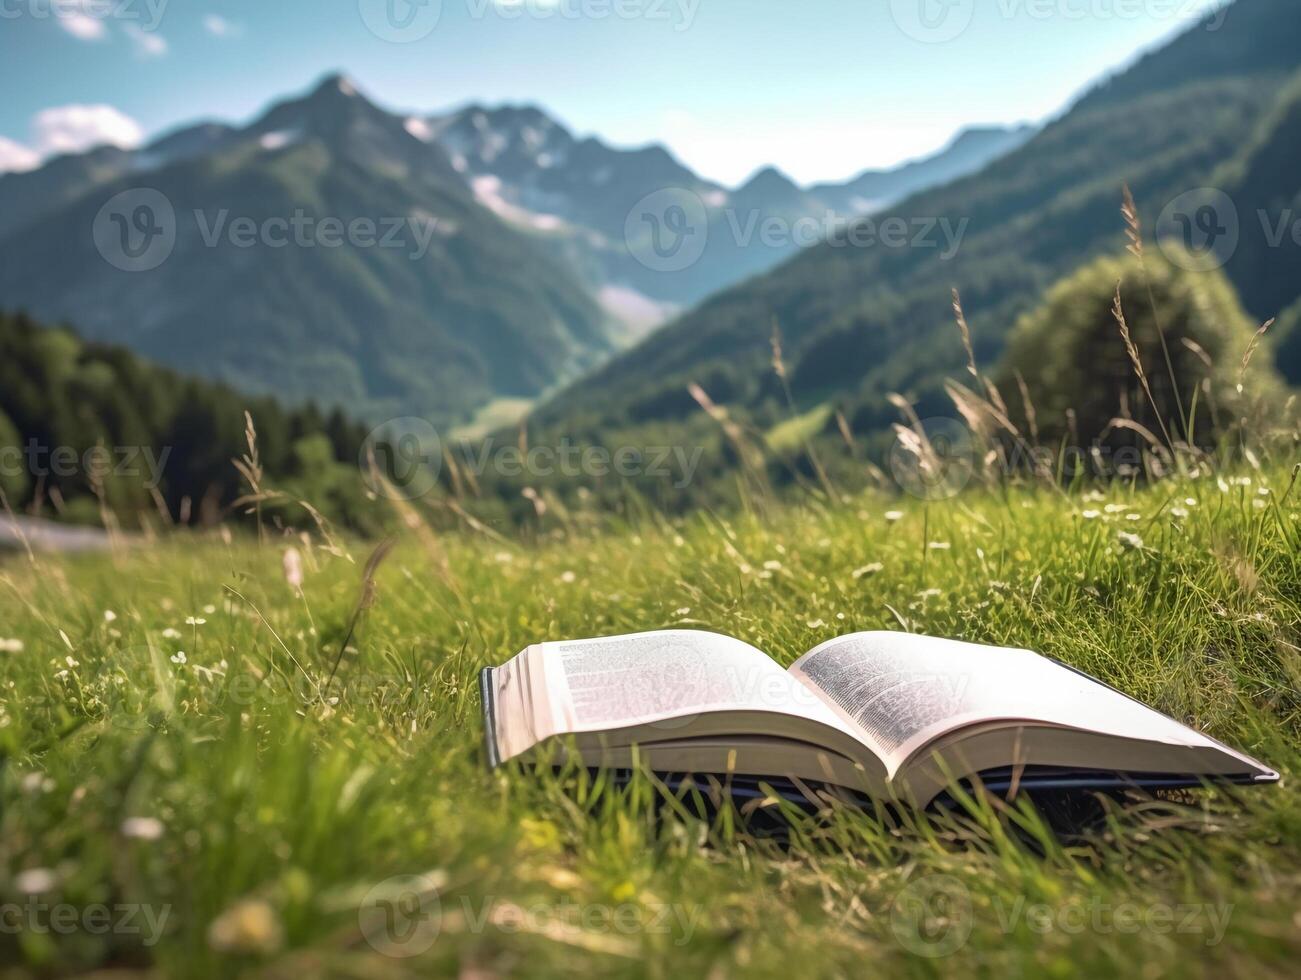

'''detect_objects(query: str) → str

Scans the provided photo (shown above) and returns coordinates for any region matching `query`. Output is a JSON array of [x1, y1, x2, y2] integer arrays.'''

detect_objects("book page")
[[789, 631, 1234, 775], [485, 631, 889, 790], [540, 629, 851, 736]]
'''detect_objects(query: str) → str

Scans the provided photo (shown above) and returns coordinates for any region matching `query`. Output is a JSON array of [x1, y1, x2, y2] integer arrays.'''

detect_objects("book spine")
[[479, 666, 501, 769]]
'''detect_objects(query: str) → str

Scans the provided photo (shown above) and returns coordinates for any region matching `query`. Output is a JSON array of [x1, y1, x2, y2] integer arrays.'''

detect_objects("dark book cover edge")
[[479, 666, 501, 770]]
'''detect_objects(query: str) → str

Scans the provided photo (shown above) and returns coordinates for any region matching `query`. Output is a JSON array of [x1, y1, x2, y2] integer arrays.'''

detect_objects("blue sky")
[[0, 0, 1228, 185]]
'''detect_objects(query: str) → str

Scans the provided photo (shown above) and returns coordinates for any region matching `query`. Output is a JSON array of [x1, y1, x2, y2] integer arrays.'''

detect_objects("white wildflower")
[[884, 510, 904, 522], [185, 617, 206, 626], [162, 628, 181, 640], [282, 547, 304, 593], [171, 651, 188, 665], [1118, 532, 1145, 550], [207, 898, 283, 955], [15, 868, 57, 894], [852, 563, 883, 579], [121, 816, 164, 841], [21, 772, 53, 794], [103, 610, 117, 623], [0, 638, 23, 654]]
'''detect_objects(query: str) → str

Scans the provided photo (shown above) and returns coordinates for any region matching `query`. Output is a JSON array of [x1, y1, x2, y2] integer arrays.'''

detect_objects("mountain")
[[0, 76, 1033, 423], [0, 123, 237, 242], [1214, 70, 1301, 373], [426, 104, 1033, 315], [427, 103, 718, 240], [0, 76, 616, 423], [534, 0, 1301, 442], [810, 125, 1035, 216]]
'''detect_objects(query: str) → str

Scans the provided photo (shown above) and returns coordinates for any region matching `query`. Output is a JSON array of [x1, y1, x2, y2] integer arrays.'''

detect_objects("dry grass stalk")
[[1240, 318, 1274, 386], [439, 497, 512, 545], [362, 444, 453, 583], [0, 486, 37, 566], [233, 411, 266, 543], [148, 486, 174, 527], [1112, 282, 1175, 449], [688, 382, 771, 500], [834, 409, 856, 451], [325, 536, 398, 693], [943, 380, 1020, 441], [952, 288, 978, 378], [1013, 370, 1040, 444], [1122, 183, 1143, 259], [1120, 186, 1187, 440], [769, 319, 787, 381], [86, 445, 124, 563], [981, 377, 1010, 419], [887, 392, 956, 489], [443, 447, 466, 500], [1181, 336, 1213, 370], [293, 498, 350, 561], [769, 321, 836, 500]]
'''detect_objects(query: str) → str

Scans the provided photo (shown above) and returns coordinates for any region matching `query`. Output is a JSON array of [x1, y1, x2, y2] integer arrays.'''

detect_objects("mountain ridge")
[[531, 0, 1300, 446], [0, 76, 617, 423]]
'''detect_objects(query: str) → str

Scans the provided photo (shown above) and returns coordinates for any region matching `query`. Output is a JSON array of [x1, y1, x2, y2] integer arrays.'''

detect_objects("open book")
[[479, 630, 1278, 807]]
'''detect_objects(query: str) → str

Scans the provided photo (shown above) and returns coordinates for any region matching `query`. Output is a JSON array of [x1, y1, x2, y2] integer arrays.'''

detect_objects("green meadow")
[[3, 463, 1298, 977]]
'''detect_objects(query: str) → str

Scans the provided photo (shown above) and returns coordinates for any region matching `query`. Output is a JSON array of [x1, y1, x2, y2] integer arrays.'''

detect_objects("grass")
[[764, 402, 834, 454], [2, 465, 1300, 978], [449, 397, 537, 443]]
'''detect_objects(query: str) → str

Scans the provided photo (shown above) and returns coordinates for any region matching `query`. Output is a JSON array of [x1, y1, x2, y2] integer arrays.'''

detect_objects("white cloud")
[[123, 23, 168, 57], [31, 105, 145, 157], [58, 12, 108, 40], [0, 137, 41, 175], [202, 14, 243, 37]]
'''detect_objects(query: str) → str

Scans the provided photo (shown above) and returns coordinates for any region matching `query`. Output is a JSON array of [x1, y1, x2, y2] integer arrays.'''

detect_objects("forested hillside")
[[0, 311, 374, 530], [536, 0, 1301, 445]]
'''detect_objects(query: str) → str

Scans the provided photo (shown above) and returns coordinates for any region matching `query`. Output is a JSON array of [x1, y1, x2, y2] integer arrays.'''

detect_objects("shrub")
[[996, 249, 1280, 450], [0, 407, 28, 504]]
